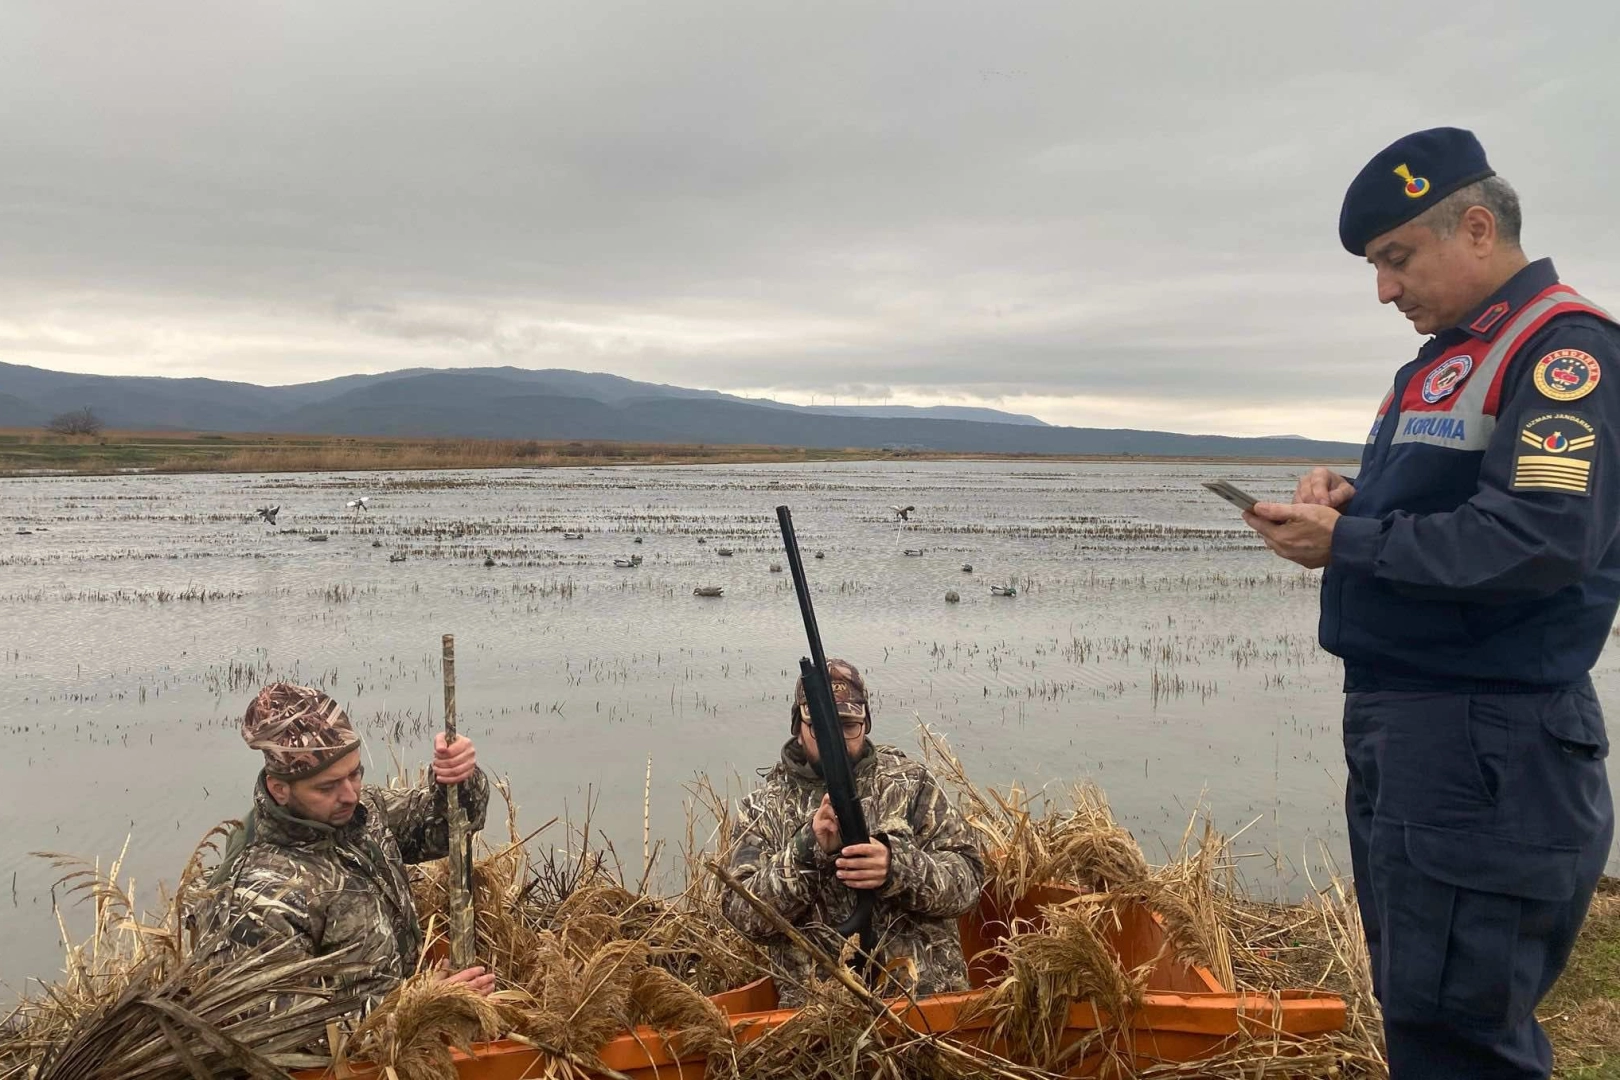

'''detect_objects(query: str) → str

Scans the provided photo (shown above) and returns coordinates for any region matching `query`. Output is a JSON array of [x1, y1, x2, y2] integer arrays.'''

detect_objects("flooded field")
[[2, 458, 1616, 993]]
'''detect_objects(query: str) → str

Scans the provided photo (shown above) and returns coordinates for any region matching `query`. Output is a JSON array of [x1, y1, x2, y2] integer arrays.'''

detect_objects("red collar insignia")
[[1468, 300, 1511, 337]]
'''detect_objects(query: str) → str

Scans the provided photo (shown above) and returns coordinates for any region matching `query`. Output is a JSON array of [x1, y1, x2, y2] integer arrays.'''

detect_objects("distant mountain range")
[[0, 362, 1360, 459]]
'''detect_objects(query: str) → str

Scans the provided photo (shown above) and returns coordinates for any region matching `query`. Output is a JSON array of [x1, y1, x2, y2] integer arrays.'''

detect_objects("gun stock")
[[776, 506, 877, 969]]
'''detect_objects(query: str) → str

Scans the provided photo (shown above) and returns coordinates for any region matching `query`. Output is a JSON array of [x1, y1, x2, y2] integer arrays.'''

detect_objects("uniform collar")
[[1455, 258, 1559, 342]]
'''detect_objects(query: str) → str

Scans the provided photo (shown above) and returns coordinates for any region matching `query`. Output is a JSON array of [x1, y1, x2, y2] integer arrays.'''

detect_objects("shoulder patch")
[[1512, 413, 1597, 495], [1533, 349, 1602, 402], [1421, 354, 1474, 403]]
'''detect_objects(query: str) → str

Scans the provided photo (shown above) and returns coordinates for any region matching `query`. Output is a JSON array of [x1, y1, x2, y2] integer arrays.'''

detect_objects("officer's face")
[[1364, 210, 1498, 335], [268, 750, 365, 827]]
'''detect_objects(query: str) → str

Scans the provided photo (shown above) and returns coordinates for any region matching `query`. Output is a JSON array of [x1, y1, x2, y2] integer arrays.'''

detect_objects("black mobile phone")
[[1201, 480, 1259, 512]]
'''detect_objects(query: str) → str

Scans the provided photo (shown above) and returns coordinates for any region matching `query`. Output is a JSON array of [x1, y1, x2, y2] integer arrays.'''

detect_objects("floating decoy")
[[962, 564, 973, 573], [563, 532, 584, 540], [255, 506, 280, 524], [814, 551, 825, 559], [614, 555, 643, 568], [693, 585, 724, 597], [891, 505, 916, 521], [903, 548, 925, 557], [389, 553, 406, 563], [717, 547, 735, 556], [945, 590, 960, 603], [991, 584, 1017, 597]]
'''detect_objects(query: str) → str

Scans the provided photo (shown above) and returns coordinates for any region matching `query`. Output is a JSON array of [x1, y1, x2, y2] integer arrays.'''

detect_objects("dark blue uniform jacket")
[[1323, 259, 1620, 691]]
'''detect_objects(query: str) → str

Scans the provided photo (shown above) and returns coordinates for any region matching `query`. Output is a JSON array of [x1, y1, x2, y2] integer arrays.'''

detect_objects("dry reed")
[[0, 833, 365, 1080], [3, 730, 1394, 1079]]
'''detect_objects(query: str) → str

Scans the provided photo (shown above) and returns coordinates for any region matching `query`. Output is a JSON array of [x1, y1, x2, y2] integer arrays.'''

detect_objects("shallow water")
[[1, 459, 1615, 994]]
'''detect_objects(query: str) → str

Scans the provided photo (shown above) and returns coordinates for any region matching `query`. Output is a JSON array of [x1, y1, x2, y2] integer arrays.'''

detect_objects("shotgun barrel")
[[775, 506, 876, 968]]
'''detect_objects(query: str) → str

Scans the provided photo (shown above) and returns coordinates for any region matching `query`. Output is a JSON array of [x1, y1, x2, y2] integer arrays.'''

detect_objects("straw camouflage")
[[241, 682, 361, 779], [722, 739, 983, 1007], [195, 769, 490, 1025]]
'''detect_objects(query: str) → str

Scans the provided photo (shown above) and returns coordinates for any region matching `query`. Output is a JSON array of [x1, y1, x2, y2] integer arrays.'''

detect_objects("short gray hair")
[[1419, 175, 1522, 248]]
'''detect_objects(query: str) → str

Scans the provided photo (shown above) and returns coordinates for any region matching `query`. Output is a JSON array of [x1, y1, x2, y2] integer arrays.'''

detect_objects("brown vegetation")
[[4, 735, 1614, 1078], [0, 429, 886, 476], [0, 427, 1354, 478]]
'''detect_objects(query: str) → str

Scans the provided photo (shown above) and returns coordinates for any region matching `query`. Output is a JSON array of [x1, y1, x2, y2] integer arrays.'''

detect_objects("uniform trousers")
[[1343, 684, 1613, 1079]]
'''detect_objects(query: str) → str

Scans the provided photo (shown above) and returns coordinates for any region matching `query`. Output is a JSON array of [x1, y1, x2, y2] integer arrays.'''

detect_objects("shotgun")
[[775, 505, 876, 970]]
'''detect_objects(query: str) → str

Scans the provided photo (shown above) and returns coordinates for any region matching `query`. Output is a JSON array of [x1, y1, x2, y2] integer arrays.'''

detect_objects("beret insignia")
[[1393, 163, 1431, 199]]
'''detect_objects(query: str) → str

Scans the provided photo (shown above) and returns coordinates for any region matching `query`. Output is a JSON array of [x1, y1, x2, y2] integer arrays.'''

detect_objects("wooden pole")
[[443, 633, 475, 969]]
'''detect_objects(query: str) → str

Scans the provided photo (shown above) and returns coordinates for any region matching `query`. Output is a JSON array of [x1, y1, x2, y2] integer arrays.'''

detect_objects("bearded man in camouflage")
[[721, 659, 984, 1005], [196, 682, 495, 1016]]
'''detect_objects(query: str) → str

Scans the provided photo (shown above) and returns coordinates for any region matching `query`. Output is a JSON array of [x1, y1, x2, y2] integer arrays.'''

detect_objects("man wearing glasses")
[[721, 658, 984, 1006]]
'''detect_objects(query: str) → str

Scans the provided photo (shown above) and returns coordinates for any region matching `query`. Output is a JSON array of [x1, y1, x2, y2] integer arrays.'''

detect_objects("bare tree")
[[45, 407, 105, 436]]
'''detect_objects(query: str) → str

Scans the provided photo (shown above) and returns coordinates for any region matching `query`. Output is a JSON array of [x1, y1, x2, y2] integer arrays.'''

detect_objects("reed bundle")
[[0, 832, 365, 1080]]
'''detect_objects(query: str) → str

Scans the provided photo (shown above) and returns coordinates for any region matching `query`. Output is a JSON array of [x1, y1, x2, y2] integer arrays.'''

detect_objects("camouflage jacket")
[[722, 739, 984, 1006], [195, 769, 490, 1019]]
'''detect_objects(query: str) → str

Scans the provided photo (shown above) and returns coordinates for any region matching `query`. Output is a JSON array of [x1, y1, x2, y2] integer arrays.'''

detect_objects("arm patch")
[[1533, 349, 1602, 402], [1511, 413, 1596, 495]]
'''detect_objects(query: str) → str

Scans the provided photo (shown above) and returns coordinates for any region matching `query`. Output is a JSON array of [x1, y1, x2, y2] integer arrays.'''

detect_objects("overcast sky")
[[2, 2, 1617, 440]]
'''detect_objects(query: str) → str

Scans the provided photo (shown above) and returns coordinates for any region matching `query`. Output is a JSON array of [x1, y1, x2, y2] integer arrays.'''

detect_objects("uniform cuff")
[[1331, 514, 1383, 576]]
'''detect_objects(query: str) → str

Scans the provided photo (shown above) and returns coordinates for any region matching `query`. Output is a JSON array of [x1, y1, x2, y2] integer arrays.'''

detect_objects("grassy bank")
[[0, 428, 1357, 477], [0, 430, 887, 476], [1548, 877, 1620, 1077]]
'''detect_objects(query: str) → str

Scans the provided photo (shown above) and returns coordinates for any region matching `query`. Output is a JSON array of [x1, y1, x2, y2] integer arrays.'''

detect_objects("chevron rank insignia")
[[1512, 413, 1597, 495]]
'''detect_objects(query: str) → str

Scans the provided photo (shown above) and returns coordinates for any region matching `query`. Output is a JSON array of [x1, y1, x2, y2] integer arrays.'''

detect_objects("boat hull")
[[297, 884, 1346, 1079]]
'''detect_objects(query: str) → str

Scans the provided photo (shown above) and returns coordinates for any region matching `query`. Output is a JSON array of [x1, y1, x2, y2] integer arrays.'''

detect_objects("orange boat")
[[299, 884, 1346, 1079]]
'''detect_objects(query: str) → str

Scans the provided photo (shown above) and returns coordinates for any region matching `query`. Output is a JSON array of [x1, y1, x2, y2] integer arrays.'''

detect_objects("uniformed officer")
[[1245, 127, 1616, 1078]]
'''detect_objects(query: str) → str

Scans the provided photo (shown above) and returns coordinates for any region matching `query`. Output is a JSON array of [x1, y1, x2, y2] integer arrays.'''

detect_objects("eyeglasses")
[[797, 703, 868, 733]]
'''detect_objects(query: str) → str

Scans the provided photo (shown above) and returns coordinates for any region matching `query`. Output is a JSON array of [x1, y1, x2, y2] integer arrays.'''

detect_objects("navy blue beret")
[[1338, 127, 1495, 254]]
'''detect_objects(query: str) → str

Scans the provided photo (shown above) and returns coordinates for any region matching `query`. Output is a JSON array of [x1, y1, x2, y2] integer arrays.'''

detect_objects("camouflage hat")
[[241, 682, 361, 779], [792, 658, 871, 730]]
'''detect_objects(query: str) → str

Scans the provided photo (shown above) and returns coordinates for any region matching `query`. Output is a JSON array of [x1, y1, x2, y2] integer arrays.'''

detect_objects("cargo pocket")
[[1371, 820, 1579, 1025], [1514, 690, 1614, 845], [1541, 692, 1609, 761]]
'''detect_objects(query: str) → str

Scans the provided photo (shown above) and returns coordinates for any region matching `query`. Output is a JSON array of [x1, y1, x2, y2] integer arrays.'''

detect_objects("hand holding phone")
[[1201, 480, 1259, 512]]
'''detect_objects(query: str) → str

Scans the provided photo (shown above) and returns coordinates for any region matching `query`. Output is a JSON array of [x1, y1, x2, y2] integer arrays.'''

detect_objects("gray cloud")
[[2, 1, 1617, 438]]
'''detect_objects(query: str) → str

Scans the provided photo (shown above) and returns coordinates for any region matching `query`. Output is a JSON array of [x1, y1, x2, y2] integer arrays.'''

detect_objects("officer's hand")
[[433, 732, 478, 785], [1293, 467, 1355, 508], [836, 840, 890, 890], [1244, 502, 1339, 569], [440, 964, 497, 996], [811, 794, 843, 855]]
